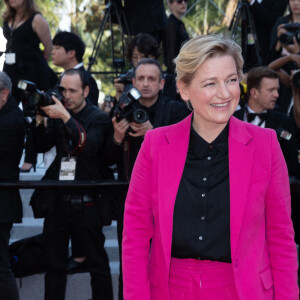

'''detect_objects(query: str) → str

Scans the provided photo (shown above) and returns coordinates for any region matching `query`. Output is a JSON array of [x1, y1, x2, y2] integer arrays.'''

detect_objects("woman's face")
[[8, 0, 25, 10], [290, 0, 300, 15], [131, 46, 155, 68], [169, 0, 188, 18], [178, 55, 240, 133]]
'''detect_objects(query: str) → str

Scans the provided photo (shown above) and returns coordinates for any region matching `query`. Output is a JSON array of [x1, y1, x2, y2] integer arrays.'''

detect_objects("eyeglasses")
[[175, 0, 188, 3]]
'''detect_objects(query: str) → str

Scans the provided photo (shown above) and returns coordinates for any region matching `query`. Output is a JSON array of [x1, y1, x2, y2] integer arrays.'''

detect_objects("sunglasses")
[[175, 0, 188, 3]]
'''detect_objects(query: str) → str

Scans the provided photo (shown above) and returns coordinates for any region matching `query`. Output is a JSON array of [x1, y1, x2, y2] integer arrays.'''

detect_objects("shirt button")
[[199, 236, 203, 241], [203, 177, 207, 182], [207, 157, 211, 160], [201, 193, 206, 198], [201, 216, 205, 221], [209, 144, 212, 149]]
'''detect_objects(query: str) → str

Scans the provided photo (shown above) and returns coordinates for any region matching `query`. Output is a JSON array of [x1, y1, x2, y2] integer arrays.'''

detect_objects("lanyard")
[[7, 18, 15, 53]]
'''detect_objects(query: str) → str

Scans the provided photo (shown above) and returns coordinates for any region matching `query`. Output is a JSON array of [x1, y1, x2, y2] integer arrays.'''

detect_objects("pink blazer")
[[122, 114, 299, 300]]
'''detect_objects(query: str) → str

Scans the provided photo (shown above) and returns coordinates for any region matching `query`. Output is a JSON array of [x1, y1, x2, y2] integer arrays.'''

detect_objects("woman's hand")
[[275, 24, 287, 51], [283, 37, 300, 55], [114, 78, 125, 101]]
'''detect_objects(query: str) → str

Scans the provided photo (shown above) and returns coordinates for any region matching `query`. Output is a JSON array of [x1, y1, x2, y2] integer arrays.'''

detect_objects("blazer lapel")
[[228, 117, 253, 257], [157, 114, 192, 265], [156, 115, 253, 264]]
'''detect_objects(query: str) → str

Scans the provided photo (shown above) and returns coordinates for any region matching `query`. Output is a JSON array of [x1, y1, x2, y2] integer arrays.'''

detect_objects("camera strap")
[[123, 136, 131, 182], [62, 119, 86, 156]]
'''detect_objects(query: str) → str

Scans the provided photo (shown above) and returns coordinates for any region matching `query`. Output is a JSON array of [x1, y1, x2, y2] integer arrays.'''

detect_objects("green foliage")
[[182, 0, 231, 36], [0, 0, 235, 97], [65, 0, 127, 96]]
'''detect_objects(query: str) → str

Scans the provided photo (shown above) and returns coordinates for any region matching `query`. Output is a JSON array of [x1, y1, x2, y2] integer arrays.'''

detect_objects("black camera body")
[[117, 68, 135, 85], [279, 23, 300, 45], [113, 87, 148, 123], [18, 80, 64, 117]]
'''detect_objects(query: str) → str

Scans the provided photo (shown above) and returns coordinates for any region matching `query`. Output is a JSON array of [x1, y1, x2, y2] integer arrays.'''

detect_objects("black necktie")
[[247, 112, 268, 123]]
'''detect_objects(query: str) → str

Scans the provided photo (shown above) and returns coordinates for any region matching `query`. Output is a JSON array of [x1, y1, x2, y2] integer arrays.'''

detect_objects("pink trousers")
[[169, 258, 239, 300]]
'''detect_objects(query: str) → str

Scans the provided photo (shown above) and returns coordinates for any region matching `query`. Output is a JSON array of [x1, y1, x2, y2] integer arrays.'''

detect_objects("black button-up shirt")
[[171, 123, 231, 263]]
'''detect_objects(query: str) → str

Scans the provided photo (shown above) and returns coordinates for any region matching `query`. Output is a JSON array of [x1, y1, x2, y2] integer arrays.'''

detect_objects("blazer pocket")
[[148, 265, 160, 287], [259, 268, 274, 290]]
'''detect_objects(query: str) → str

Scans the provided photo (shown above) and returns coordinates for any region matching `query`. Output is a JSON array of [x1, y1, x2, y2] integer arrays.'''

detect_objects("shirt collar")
[[246, 105, 267, 114], [73, 62, 83, 69], [189, 120, 229, 159]]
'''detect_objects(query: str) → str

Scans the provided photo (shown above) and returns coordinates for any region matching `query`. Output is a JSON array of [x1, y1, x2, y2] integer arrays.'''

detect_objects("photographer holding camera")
[[269, 0, 300, 63], [108, 58, 189, 300], [32, 68, 113, 300]]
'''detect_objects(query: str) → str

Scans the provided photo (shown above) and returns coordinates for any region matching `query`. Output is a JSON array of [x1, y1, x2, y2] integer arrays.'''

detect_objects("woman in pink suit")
[[122, 35, 299, 300]]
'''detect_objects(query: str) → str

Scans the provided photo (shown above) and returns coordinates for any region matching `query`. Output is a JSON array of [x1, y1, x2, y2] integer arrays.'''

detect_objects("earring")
[[186, 100, 193, 111]]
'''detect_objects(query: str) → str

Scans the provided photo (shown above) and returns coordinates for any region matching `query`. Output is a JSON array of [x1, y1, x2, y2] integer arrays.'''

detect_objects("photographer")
[[0, 72, 25, 300], [107, 58, 189, 299], [234, 66, 299, 177], [269, 0, 300, 63], [32, 69, 113, 300], [113, 33, 160, 101]]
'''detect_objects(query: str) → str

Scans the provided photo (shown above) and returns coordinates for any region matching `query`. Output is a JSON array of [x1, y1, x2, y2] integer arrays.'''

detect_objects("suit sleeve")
[[64, 111, 111, 157], [122, 131, 153, 300], [164, 18, 179, 73], [265, 130, 299, 299]]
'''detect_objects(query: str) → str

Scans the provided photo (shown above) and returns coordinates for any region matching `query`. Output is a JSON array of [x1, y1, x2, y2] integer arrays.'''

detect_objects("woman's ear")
[[177, 80, 189, 101]]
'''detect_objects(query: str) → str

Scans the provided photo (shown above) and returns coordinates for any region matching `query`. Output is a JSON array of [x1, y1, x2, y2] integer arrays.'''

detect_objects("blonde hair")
[[174, 35, 244, 85], [3, 0, 40, 22]]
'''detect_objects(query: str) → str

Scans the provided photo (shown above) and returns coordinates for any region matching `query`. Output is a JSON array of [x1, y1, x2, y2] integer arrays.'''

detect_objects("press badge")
[[59, 156, 76, 180], [5, 53, 16, 65]]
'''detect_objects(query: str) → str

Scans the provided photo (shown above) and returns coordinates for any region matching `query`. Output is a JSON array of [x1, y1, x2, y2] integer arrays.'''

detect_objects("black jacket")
[[123, 0, 167, 36], [234, 107, 299, 176], [0, 95, 25, 223], [163, 14, 189, 74], [78, 66, 99, 107], [249, 0, 288, 65], [33, 101, 113, 194]]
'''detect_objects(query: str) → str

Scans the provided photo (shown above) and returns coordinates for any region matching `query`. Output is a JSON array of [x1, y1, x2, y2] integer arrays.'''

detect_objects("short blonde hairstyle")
[[174, 35, 244, 85]]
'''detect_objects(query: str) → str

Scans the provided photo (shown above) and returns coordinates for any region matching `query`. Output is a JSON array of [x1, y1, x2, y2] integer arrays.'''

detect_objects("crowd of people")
[[1, 0, 300, 299]]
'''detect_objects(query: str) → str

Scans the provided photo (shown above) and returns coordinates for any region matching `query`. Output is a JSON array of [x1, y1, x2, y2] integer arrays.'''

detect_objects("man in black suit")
[[234, 66, 299, 176], [247, 0, 287, 65], [0, 72, 25, 299], [52, 31, 99, 107]]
